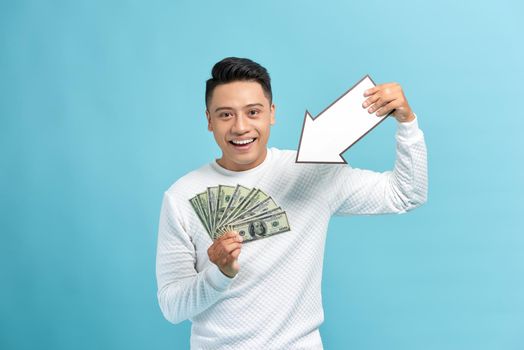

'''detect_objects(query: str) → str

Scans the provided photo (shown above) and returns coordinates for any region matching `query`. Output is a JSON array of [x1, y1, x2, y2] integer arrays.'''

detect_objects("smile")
[[229, 138, 256, 145]]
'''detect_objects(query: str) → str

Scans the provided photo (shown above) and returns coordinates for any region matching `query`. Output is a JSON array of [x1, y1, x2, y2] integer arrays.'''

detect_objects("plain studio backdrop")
[[1, 1, 522, 349]]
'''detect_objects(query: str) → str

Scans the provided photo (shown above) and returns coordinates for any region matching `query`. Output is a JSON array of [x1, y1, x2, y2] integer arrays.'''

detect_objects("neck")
[[217, 148, 268, 172]]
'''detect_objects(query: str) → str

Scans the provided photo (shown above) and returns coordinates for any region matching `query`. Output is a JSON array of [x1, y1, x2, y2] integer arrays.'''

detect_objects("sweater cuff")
[[395, 113, 422, 142], [204, 264, 235, 291]]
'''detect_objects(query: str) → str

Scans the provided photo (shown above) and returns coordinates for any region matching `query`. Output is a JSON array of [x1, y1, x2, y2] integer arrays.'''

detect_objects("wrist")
[[398, 111, 416, 123], [219, 267, 236, 278]]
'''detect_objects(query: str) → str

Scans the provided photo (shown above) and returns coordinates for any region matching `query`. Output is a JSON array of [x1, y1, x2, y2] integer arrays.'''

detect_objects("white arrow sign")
[[296, 75, 392, 164]]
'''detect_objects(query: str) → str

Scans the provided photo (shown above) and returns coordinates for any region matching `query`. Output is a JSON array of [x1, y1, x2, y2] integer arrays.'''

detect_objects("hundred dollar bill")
[[190, 184, 292, 241], [242, 189, 270, 212], [224, 197, 279, 225], [228, 211, 290, 242], [189, 196, 211, 235], [228, 207, 284, 226], [196, 191, 211, 232], [218, 186, 255, 228], [219, 185, 250, 223], [214, 185, 236, 230], [206, 186, 219, 235], [225, 188, 267, 224]]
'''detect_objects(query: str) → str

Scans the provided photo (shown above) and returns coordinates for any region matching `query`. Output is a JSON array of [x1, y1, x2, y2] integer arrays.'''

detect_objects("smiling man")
[[156, 57, 428, 349], [205, 79, 275, 172]]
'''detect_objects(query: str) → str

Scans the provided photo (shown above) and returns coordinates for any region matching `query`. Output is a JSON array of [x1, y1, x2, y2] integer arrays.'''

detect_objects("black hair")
[[205, 57, 272, 109]]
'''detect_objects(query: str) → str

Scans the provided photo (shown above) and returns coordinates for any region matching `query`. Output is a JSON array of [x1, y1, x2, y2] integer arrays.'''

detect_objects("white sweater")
[[156, 117, 427, 349]]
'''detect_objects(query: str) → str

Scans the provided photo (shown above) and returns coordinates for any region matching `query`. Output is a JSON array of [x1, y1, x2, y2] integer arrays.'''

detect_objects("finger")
[[220, 242, 242, 255], [215, 238, 242, 255], [363, 86, 379, 97], [218, 235, 243, 249], [230, 247, 241, 259], [375, 100, 401, 117], [224, 249, 240, 264], [364, 83, 393, 96], [362, 94, 379, 108], [219, 231, 239, 240], [225, 250, 242, 267], [208, 238, 239, 260], [213, 232, 232, 243], [218, 230, 244, 243], [367, 94, 396, 114]]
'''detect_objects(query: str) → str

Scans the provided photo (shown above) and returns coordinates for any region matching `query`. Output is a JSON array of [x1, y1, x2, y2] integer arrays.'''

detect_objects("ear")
[[270, 103, 276, 126], [205, 109, 213, 131]]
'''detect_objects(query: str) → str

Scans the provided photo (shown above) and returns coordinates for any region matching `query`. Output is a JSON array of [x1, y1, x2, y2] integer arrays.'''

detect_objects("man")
[[156, 57, 427, 349], [249, 220, 267, 237]]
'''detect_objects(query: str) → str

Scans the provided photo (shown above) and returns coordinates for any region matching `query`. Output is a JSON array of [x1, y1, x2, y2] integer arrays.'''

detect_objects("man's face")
[[253, 221, 265, 235], [206, 81, 275, 171]]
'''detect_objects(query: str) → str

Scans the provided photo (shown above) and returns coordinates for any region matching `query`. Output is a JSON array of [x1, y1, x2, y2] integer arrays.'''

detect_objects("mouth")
[[229, 138, 257, 150]]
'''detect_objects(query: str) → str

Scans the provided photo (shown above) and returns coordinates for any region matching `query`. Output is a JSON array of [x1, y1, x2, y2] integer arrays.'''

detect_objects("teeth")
[[231, 138, 254, 145]]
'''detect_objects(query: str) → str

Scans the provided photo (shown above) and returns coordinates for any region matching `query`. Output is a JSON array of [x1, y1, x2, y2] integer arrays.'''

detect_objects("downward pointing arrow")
[[296, 75, 391, 164]]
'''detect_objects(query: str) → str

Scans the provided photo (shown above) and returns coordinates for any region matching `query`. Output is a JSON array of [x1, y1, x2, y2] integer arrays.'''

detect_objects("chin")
[[230, 154, 258, 165], [220, 150, 265, 171]]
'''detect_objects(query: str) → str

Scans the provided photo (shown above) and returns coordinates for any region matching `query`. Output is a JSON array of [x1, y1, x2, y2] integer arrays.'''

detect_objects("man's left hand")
[[362, 82, 415, 123]]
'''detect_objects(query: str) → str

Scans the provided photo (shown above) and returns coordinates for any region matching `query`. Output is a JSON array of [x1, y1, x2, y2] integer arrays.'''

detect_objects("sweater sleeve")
[[319, 115, 428, 216], [156, 192, 235, 324]]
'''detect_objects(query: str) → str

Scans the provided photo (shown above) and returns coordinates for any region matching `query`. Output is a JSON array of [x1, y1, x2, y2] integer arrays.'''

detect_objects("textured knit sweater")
[[156, 117, 428, 349]]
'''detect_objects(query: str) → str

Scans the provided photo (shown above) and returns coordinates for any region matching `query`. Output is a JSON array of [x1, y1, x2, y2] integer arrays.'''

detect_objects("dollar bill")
[[228, 189, 270, 223], [189, 184, 292, 241], [196, 191, 211, 232], [228, 207, 284, 226], [224, 197, 279, 225], [219, 186, 257, 228], [217, 185, 251, 228], [214, 185, 236, 231], [189, 196, 210, 235], [206, 186, 219, 235], [228, 211, 291, 242], [223, 188, 265, 224]]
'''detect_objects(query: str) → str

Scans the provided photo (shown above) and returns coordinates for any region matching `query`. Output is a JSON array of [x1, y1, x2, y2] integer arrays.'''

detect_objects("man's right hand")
[[207, 231, 243, 278]]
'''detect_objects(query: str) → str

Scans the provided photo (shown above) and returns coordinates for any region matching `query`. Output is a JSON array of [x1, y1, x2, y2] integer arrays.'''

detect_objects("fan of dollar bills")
[[189, 185, 291, 242]]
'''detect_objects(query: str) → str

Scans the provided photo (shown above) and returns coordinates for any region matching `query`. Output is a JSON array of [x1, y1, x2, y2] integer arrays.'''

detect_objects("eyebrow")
[[214, 103, 264, 113]]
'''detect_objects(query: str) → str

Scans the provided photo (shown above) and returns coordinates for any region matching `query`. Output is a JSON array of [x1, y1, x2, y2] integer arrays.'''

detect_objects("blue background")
[[1, 0, 523, 349]]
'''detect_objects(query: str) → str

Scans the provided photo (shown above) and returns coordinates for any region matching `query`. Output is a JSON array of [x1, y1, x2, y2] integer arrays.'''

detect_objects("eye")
[[248, 109, 260, 116], [220, 112, 233, 118]]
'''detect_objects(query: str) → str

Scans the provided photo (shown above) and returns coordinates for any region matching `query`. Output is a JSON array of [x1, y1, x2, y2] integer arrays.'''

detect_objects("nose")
[[232, 114, 249, 134]]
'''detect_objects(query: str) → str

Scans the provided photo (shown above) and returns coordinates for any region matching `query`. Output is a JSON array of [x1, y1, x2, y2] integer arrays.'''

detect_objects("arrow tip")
[[296, 109, 347, 163]]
